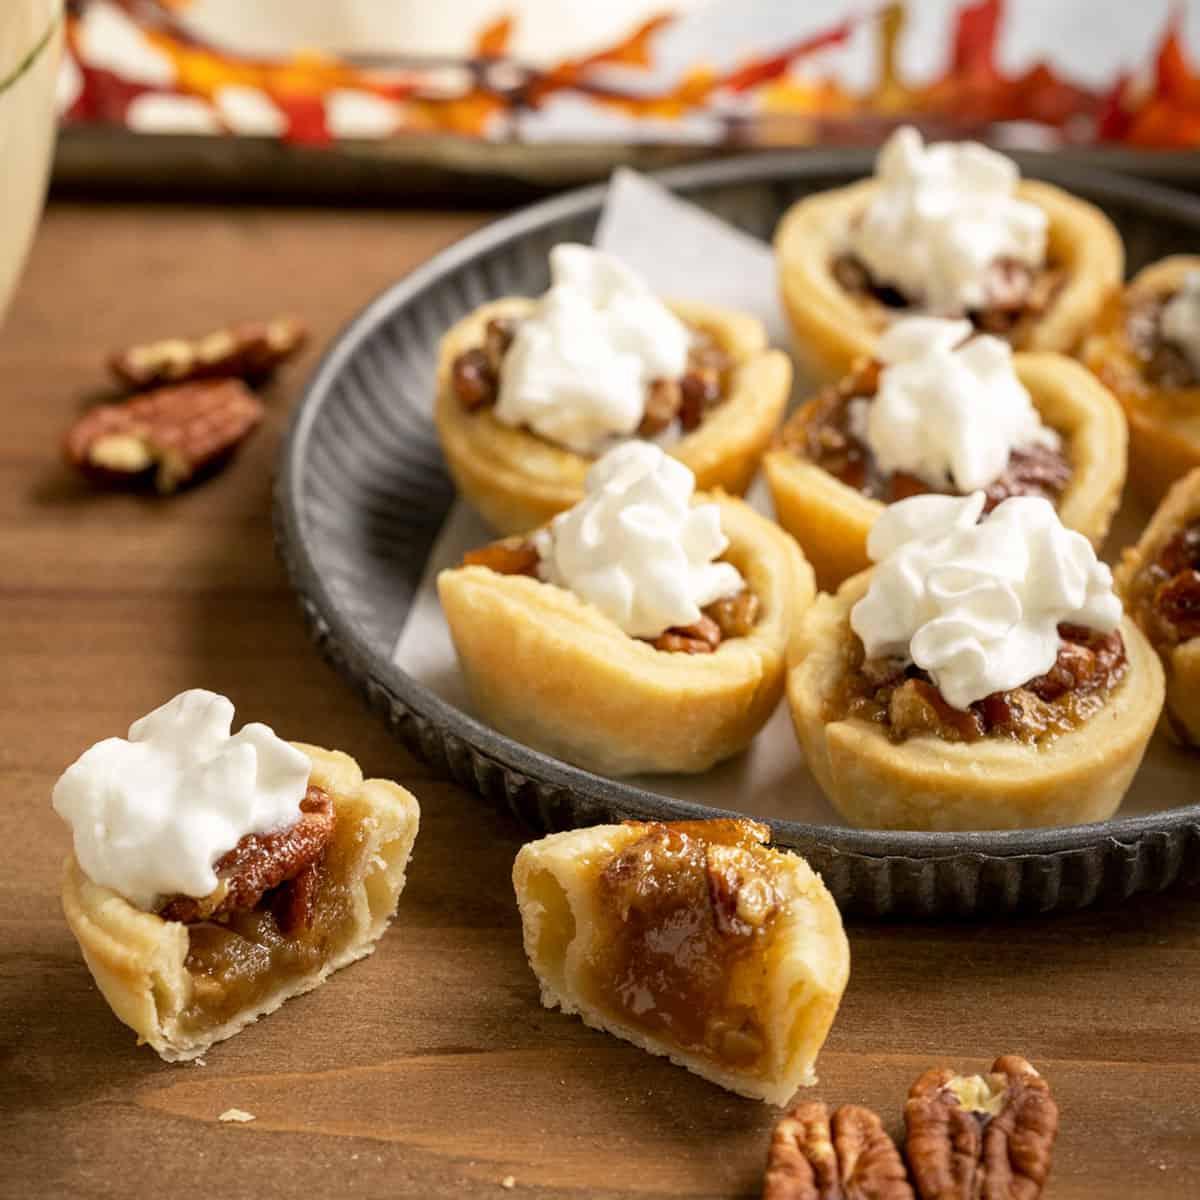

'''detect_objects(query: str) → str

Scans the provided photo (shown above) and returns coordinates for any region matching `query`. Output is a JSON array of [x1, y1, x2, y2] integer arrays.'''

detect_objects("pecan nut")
[[461, 537, 540, 576], [110, 316, 308, 390], [64, 379, 264, 493], [904, 1055, 1058, 1200], [764, 1101, 914, 1199]]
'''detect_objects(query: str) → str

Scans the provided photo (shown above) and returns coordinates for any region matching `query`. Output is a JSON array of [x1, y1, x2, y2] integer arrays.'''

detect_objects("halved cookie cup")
[[433, 297, 791, 536], [512, 822, 849, 1104], [787, 572, 1163, 831], [438, 493, 815, 776], [763, 352, 1128, 591], [1083, 256, 1200, 505], [60, 745, 420, 1062], [775, 178, 1124, 382], [1115, 466, 1200, 746]]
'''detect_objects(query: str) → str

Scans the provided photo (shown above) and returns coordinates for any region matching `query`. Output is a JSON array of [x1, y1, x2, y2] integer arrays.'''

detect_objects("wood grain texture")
[[2, 202, 1199, 1199]]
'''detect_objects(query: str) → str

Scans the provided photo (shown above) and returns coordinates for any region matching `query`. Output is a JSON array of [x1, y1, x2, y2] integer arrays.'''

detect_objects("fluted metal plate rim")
[[276, 149, 1200, 916]]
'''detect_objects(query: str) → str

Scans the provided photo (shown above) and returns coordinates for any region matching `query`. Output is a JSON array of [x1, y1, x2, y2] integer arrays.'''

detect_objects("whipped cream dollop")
[[850, 493, 1122, 710], [852, 317, 1059, 493], [1159, 269, 1200, 377], [532, 441, 743, 639], [849, 126, 1047, 316], [495, 244, 690, 454], [52, 690, 312, 910]]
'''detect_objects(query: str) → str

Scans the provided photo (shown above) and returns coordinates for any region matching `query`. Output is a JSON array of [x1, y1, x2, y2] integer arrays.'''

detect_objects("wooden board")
[[2, 201, 1198, 1198]]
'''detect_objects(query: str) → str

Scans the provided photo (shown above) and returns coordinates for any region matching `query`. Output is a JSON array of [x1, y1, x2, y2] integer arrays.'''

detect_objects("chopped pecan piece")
[[905, 1055, 1058, 1200], [707, 589, 761, 640], [64, 379, 264, 493], [705, 843, 779, 936], [639, 378, 683, 435], [764, 1102, 914, 1200], [887, 679, 984, 743], [110, 317, 307, 390], [461, 538, 540, 577], [159, 786, 336, 934], [650, 614, 721, 654], [1157, 569, 1200, 642], [451, 347, 498, 411]]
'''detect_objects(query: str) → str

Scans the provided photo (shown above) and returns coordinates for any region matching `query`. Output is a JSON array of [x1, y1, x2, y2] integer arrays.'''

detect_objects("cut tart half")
[[512, 819, 850, 1105], [1115, 466, 1200, 746], [434, 297, 790, 535], [60, 744, 420, 1062], [764, 350, 1127, 590]]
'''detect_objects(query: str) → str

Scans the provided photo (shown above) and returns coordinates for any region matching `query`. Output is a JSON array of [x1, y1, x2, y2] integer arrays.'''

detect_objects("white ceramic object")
[[0, 0, 62, 323]]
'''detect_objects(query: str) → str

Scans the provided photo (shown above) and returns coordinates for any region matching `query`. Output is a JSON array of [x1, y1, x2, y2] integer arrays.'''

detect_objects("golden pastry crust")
[[512, 823, 850, 1105], [60, 744, 420, 1062], [787, 572, 1164, 831], [1114, 466, 1200, 745], [1083, 255, 1200, 504], [433, 297, 792, 535], [763, 351, 1128, 590], [775, 178, 1124, 382], [438, 493, 815, 776]]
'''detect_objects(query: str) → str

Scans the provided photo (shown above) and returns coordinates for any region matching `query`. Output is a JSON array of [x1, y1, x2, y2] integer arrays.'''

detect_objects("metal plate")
[[275, 150, 1200, 917]]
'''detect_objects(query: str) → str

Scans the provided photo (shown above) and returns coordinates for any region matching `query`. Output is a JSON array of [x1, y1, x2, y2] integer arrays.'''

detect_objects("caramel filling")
[[1130, 518, 1200, 648], [584, 820, 785, 1072], [782, 359, 1072, 509], [1125, 294, 1199, 390], [835, 624, 1127, 745], [449, 318, 733, 438], [461, 538, 759, 653], [831, 251, 1065, 340]]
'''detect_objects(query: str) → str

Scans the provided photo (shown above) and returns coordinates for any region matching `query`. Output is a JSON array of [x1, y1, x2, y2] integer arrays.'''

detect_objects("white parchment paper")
[[393, 169, 1193, 824]]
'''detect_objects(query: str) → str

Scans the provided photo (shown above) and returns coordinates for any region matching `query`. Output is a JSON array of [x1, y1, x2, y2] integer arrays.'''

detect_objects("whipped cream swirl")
[[52, 690, 312, 910], [495, 244, 690, 454], [852, 317, 1059, 493], [1159, 269, 1200, 377], [850, 493, 1122, 710], [533, 442, 743, 639], [848, 126, 1047, 316]]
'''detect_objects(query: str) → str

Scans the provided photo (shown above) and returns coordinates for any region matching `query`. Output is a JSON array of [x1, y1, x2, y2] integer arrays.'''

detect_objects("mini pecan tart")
[[1115, 467, 1200, 746], [764, 317, 1126, 589], [1083, 255, 1200, 504], [788, 494, 1163, 831], [53, 691, 420, 1061], [434, 244, 791, 535], [905, 1056, 1058, 1200], [440, 443, 815, 776], [512, 819, 849, 1104], [775, 126, 1123, 382]]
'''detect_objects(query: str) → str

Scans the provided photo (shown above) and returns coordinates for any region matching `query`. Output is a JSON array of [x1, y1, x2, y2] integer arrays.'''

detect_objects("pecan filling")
[[590, 820, 784, 1071], [832, 252, 1064, 339], [836, 624, 1127, 745], [1125, 293, 1199, 389], [1130, 518, 1200, 647], [461, 538, 759, 652], [783, 359, 1072, 509], [449, 317, 733, 437]]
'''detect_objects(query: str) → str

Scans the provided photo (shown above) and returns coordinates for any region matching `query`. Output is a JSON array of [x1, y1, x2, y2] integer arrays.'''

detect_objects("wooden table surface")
[[3, 201, 1199, 1200]]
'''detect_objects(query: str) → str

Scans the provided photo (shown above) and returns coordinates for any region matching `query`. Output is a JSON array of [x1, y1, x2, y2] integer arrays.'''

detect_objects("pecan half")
[[64, 379, 264, 493], [110, 317, 308, 390], [764, 1102, 914, 1200], [905, 1055, 1058, 1200], [159, 786, 335, 934], [650, 613, 722, 654]]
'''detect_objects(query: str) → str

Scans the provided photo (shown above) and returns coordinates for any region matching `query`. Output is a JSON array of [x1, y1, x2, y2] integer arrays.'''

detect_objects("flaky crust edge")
[[512, 824, 849, 1105], [1114, 466, 1200, 745], [438, 493, 816, 776], [774, 178, 1124, 381], [786, 572, 1164, 831], [433, 297, 791, 536], [59, 744, 421, 1062], [763, 351, 1128, 591]]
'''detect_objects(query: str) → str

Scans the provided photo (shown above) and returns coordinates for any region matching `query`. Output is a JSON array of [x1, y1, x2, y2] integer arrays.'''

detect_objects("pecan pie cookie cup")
[[61, 743, 420, 1061], [439, 491, 814, 777], [775, 179, 1123, 382], [513, 819, 849, 1104], [787, 572, 1163, 831], [1083, 255, 1200, 503], [434, 297, 791, 536], [764, 351, 1127, 590], [1115, 467, 1200, 746]]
